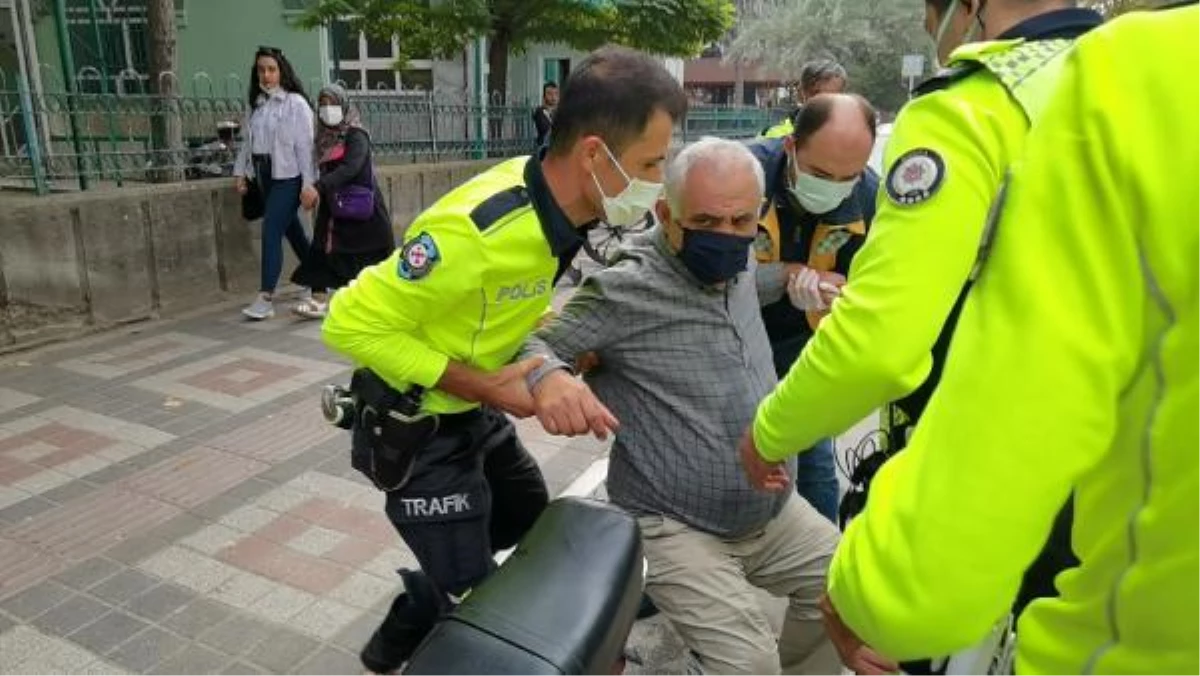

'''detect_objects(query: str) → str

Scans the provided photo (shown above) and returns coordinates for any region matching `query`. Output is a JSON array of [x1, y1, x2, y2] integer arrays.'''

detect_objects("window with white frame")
[[65, 0, 150, 94], [62, 0, 186, 94], [330, 20, 433, 94]]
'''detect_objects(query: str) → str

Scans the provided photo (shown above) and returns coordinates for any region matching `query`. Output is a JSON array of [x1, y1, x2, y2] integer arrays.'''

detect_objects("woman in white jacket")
[[233, 46, 316, 320]]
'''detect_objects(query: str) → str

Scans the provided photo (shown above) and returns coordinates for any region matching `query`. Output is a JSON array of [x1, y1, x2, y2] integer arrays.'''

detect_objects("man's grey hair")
[[799, 59, 848, 93], [664, 137, 765, 214]]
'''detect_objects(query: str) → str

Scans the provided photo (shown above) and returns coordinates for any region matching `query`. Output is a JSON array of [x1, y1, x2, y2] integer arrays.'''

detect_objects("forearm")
[[292, 103, 316, 186], [436, 361, 501, 404], [521, 276, 621, 389], [317, 137, 369, 191], [297, 140, 316, 186], [756, 262, 789, 306], [519, 334, 574, 390]]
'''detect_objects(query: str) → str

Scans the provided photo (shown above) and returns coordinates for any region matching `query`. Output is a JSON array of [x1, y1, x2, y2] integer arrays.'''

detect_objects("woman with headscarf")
[[292, 84, 395, 319]]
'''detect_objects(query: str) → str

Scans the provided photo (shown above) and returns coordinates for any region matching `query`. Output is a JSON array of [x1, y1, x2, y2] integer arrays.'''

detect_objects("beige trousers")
[[638, 495, 841, 675]]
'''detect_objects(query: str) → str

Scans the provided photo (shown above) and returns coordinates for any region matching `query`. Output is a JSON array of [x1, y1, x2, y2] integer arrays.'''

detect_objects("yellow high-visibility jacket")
[[827, 7, 1199, 673]]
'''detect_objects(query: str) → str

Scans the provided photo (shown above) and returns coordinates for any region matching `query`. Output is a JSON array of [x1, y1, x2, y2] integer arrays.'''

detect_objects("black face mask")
[[677, 227, 755, 285]]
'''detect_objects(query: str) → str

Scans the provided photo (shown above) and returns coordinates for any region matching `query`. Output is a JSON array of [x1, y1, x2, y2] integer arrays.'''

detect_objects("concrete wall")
[[0, 158, 498, 351]]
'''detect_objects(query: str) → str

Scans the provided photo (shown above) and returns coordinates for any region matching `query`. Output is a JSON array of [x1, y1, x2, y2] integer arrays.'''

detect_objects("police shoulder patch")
[[885, 149, 946, 206], [397, 231, 441, 280]]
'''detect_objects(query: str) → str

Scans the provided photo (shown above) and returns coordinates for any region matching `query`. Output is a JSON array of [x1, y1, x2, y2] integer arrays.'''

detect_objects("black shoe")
[[636, 592, 659, 620], [360, 570, 446, 673], [361, 630, 406, 675]]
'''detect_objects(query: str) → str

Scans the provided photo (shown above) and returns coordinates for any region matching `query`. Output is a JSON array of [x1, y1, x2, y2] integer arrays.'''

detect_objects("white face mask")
[[319, 105, 344, 127], [932, 1, 983, 69], [789, 154, 858, 214], [261, 84, 280, 97], [591, 143, 663, 227]]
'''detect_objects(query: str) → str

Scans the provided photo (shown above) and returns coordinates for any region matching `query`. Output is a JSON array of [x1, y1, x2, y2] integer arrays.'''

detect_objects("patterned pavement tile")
[[290, 321, 324, 342], [0, 388, 39, 417], [203, 399, 340, 464], [54, 333, 223, 380], [0, 540, 68, 600], [128, 469, 419, 639], [116, 446, 268, 510], [0, 407, 173, 504], [129, 348, 343, 412], [0, 294, 621, 674], [0, 624, 124, 675]]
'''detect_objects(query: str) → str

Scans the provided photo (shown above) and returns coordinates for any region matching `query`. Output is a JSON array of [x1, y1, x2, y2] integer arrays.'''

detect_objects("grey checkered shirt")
[[521, 228, 795, 538]]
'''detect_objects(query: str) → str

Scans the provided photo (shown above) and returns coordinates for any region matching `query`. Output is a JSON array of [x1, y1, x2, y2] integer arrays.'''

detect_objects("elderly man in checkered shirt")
[[519, 137, 844, 675]]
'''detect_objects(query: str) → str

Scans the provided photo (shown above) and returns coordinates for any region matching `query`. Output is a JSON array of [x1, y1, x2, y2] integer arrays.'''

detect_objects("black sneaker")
[[360, 570, 446, 673]]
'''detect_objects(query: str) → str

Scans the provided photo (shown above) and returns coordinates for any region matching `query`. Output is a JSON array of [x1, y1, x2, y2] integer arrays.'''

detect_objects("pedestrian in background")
[[292, 84, 394, 320], [532, 82, 558, 149], [761, 60, 848, 139], [233, 45, 317, 321]]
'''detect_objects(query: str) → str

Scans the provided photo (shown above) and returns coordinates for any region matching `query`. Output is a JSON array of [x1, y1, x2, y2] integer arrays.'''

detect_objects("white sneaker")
[[242, 293, 275, 320]]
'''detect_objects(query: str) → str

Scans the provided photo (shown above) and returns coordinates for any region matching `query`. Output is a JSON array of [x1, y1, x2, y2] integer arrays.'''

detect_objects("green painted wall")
[[176, 0, 324, 99], [27, 0, 324, 99]]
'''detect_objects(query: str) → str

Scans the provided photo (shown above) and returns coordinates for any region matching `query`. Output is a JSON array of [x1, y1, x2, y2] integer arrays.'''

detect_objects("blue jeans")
[[795, 437, 839, 523], [260, 175, 309, 293]]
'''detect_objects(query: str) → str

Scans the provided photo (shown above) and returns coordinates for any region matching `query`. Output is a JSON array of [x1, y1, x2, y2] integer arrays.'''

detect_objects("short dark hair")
[[543, 81, 558, 93], [798, 59, 847, 95], [792, 94, 878, 147], [547, 45, 688, 157]]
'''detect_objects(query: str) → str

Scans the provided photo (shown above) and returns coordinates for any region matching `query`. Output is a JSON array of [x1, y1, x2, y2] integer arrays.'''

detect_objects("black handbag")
[[241, 179, 264, 221]]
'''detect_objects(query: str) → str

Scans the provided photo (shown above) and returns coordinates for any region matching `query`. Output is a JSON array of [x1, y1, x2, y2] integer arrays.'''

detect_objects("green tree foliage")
[[729, 0, 1171, 115], [726, 0, 930, 115], [301, 0, 734, 99]]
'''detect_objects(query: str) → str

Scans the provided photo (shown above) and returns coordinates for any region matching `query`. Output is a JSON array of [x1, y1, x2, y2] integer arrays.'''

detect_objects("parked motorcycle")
[[402, 497, 644, 674], [184, 120, 240, 180]]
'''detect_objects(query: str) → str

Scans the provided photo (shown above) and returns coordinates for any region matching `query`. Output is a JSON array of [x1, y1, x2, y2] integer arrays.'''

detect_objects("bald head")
[[787, 93, 876, 182]]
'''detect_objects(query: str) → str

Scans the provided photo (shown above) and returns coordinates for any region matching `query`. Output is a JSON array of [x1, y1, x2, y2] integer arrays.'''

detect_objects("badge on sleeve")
[[397, 232, 441, 281], [885, 149, 946, 206]]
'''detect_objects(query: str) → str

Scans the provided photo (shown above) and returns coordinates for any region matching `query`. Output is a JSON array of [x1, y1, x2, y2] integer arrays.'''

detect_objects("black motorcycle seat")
[[403, 497, 644, 675]]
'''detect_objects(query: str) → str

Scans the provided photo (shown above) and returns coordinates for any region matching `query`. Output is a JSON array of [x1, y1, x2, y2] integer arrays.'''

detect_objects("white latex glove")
[[818, 281, 843, 307], [787, 267, 827, 311]]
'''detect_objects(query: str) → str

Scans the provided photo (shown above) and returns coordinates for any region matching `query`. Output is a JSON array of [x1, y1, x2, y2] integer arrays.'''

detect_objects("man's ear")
[[579, 135, 604, 175], [654, 198, 671, 226]]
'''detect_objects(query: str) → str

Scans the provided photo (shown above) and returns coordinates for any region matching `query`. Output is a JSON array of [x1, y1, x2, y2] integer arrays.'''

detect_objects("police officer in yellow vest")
[[322, 46, 687, 673], [747, 93, 880, 523], [818, 5, 1198, 672], [760, 59, 848, 139], [740, 0, 1101, 669]]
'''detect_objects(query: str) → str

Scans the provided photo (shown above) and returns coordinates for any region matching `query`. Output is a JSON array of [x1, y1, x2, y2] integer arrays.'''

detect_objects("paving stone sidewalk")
[[0, 267, 875, 675], [0, 286, 613, 675]]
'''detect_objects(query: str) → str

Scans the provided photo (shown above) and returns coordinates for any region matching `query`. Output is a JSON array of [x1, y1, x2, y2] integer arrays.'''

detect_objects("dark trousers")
[[772, 344, 841, 524], [794, 437, 839, 523], [362, 407, 549, 672], [254, 157, 309, 293]]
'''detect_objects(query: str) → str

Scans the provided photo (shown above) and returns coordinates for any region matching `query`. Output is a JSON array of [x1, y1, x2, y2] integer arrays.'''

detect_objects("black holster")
[[349, 368, 438, 492]]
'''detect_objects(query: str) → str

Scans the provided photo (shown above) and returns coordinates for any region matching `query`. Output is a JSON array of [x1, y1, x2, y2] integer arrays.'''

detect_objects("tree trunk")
[[486, 29, 510, 156], [147, 0, 183, 183], [486, 30, 510, 104]]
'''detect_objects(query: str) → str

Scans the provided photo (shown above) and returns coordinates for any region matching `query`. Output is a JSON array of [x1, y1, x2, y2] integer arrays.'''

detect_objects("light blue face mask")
[[789, 152, 858, 215]]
